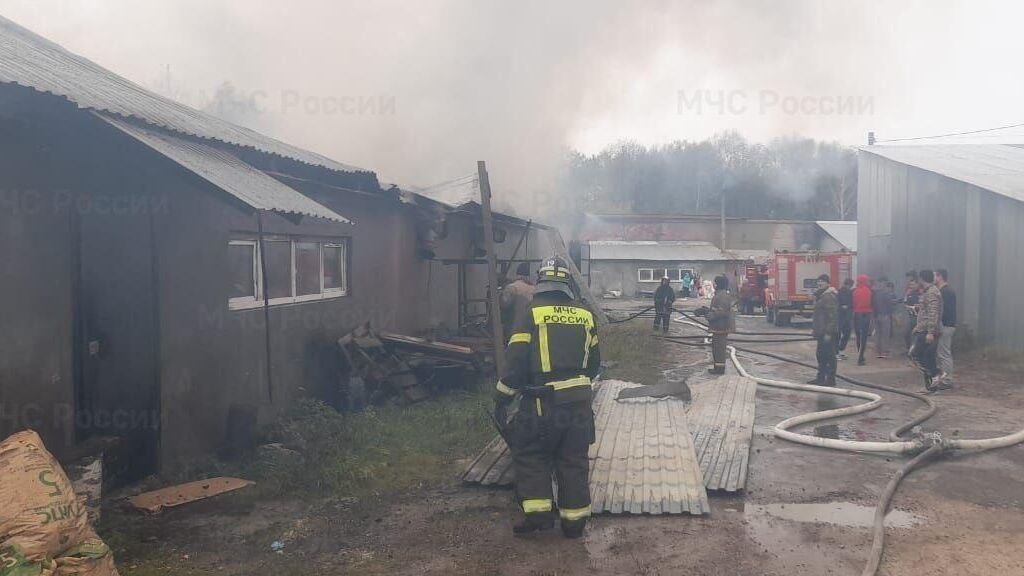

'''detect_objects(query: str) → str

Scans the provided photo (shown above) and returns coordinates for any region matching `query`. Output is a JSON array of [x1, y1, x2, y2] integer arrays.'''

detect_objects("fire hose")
[[624, 311, 1024, 576]]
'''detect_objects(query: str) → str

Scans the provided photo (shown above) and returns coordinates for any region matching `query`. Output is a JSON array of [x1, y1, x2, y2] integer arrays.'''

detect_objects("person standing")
[[837, 278, 854, 359], [872, 278, 896, 358], [494, 257, 600, 538], [811, 274, 839, 386], [681, 272, 693, 298], [852, 274, 874, 366], [500, 263, 535, 341], [910, 269, 944, 392], [902, 271, 921, 352], [653, 277, 676, 333], [935, 268, 957, 388], [697, 275, 736, 375]]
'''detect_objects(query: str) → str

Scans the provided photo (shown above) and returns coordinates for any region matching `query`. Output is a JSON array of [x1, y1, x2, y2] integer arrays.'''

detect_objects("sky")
[[3, 0, 1023, 209]]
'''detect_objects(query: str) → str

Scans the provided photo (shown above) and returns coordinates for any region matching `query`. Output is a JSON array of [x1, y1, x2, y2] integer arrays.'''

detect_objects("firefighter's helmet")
[[535, 256, 575, 298]]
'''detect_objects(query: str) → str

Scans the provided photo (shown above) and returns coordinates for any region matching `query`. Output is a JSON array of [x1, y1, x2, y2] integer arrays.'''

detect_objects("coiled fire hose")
[[610, 308, 1024, 576]]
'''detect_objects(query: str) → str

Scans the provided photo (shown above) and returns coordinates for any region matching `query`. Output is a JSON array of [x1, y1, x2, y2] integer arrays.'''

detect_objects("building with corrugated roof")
[[857, 144, 1024, 352], [0, 15, 559, 475]]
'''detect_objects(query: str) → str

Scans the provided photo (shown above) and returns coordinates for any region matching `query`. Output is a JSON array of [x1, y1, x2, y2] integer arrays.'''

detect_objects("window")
[[666, 269, 682, 281], [638, 268, 655, 282], [228, 236, 350, 310], [228, 241, 258, 308], [639, 268, 692, 282]]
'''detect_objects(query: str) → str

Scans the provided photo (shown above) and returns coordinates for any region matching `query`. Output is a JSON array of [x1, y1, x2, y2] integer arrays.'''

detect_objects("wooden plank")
[[128, 477, 254, 513]]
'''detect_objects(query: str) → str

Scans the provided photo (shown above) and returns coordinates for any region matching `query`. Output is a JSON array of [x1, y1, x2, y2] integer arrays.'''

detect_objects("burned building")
[[0, 16, 560, 476], [858, 144, 1024, 352]]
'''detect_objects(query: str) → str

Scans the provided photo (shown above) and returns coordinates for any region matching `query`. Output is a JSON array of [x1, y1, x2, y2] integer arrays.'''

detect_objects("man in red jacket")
[[852, 274, 874, 366]]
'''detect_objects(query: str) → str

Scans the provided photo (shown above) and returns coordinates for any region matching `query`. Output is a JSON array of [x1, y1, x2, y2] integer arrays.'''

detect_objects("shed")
[[584, 241, 748, 297], [857, 144, 1024, 352]]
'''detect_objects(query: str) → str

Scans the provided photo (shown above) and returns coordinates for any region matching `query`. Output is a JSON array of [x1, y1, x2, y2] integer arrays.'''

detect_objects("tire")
[[775, 311, 790, 327]]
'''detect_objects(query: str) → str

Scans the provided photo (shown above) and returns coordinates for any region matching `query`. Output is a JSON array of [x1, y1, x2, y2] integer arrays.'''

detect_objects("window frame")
[[228, 240, 260, 310], [228, 236, 350, 311]]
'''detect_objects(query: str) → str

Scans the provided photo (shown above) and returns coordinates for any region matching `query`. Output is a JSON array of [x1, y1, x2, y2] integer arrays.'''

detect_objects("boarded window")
[[323, 243, 347, 293], [295, 241, 321, 296], [264, 240, 293, 300]]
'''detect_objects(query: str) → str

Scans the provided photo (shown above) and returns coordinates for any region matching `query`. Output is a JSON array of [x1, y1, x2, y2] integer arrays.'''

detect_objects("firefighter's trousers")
[[511, 392, 595, 530]]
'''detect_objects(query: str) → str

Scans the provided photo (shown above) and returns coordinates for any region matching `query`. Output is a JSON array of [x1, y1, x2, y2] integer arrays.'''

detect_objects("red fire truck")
[[764, 251, 855, 326]]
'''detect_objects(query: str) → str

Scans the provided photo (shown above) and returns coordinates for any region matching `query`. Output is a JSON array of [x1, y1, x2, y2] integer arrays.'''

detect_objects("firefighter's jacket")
[[706, 290, 736, 334], [913, 284, 944, 336], [497, 290, 601, 405]]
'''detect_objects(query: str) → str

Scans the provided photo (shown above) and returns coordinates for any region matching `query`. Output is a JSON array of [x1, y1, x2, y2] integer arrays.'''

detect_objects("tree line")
[[558, 133, 857, 221]]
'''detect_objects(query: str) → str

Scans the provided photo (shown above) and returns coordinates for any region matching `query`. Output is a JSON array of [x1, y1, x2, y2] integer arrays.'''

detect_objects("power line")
[[876, 122, 1024, 143]]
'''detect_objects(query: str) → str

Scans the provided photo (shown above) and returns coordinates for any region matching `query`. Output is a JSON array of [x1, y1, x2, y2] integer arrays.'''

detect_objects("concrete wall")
[[589, 260, 744, 298], [858, 152, 1024, 352]]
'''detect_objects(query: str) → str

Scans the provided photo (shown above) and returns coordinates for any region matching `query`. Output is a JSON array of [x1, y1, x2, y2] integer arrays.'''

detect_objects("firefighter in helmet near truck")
[[493, 256, 600, 538]]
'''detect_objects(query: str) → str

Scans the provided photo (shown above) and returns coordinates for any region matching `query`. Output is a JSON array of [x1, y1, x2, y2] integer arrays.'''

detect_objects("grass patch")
[[250, 388, 494, 498]]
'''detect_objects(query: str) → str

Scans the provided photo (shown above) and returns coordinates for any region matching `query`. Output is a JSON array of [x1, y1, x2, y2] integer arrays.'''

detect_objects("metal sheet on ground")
[[464, 375, 756, 495], [463, 380, 710, 515]]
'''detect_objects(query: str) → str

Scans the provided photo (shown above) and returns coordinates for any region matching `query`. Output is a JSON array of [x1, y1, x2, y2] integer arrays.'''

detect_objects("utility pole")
[[478, 161, 506, 375]]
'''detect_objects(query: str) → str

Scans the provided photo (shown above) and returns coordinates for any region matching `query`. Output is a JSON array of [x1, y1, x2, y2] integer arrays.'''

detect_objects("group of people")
[[812, 268, 957, 392]]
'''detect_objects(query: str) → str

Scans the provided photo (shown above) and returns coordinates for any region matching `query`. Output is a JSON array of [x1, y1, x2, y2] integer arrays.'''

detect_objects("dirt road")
[[108, 306, 1024, 576]]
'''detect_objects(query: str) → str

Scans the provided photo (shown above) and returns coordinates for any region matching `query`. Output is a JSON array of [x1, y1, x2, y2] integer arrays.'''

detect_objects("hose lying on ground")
[[655, 318, 1024, 576]]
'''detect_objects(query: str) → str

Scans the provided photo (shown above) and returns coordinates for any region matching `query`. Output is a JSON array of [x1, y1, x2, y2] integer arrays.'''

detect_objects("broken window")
[[323, 243, 347, 294], [295, 241, 322, 297], [264, 240, 293, 301], [228, 240, 258, 307], [228, 237, 350, 310]]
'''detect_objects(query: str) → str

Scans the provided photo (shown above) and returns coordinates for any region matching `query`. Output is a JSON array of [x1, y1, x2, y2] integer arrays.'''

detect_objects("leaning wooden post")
[[478, 161, 506, 376]]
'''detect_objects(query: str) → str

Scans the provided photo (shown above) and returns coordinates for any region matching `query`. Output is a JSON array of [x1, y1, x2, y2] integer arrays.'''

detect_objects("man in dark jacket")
[[837, 278, 854, 356], [653, 277, 676, 333], [495, 257, 600, 538], [935, 268, 957, 388], [872, 278, 896, 358], [811, 274, 839, 386], [696, 275, 736, 375]]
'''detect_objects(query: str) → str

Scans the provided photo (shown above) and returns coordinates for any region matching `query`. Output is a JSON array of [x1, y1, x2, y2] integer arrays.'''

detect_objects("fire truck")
[[764, 250, 855, 326]]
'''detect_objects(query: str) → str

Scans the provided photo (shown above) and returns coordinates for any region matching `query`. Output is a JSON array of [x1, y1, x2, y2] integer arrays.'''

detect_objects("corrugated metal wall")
[[858, 152, 1024, 352]]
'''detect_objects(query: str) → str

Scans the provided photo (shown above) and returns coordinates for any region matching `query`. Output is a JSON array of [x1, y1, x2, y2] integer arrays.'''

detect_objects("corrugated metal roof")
[[685, 375, 757, 492], [725, 249, 772, 263], [860, 144, 1024, 204], [589, 240, 740, 261], [815, 221, 857, 252], [409, 176, 480, 208], [101, 114, 351, 223], [0, 15, 369, 176], [464, 375, 758, 501], [462, 380, 709, 515]]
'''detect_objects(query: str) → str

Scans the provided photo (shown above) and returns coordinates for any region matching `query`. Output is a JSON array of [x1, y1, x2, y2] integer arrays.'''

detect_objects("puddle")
[[812, 424, 861, 440], [746, 502, 925, 529]]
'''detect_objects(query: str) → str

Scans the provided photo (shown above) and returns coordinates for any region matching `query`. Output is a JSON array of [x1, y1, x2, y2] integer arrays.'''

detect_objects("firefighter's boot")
[[561, 518, 587, 539], [513, 512, 554, 536]]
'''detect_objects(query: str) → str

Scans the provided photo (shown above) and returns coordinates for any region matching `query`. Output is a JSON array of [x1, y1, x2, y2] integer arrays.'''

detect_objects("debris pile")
[[338, 323, 480, 405]]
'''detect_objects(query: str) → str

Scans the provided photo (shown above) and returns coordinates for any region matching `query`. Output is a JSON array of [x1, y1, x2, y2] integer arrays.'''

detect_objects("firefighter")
[[695, 275, 736, 375], [494, 256, 600, 539], [653, 277, 676, 333]]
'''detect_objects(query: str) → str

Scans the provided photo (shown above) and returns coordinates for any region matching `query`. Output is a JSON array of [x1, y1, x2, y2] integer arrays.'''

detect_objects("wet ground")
[[107, 300, 1024, 575]]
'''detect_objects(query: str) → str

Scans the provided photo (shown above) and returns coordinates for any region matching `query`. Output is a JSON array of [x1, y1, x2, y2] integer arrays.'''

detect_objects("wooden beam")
[[477, 161, 506, 375]]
